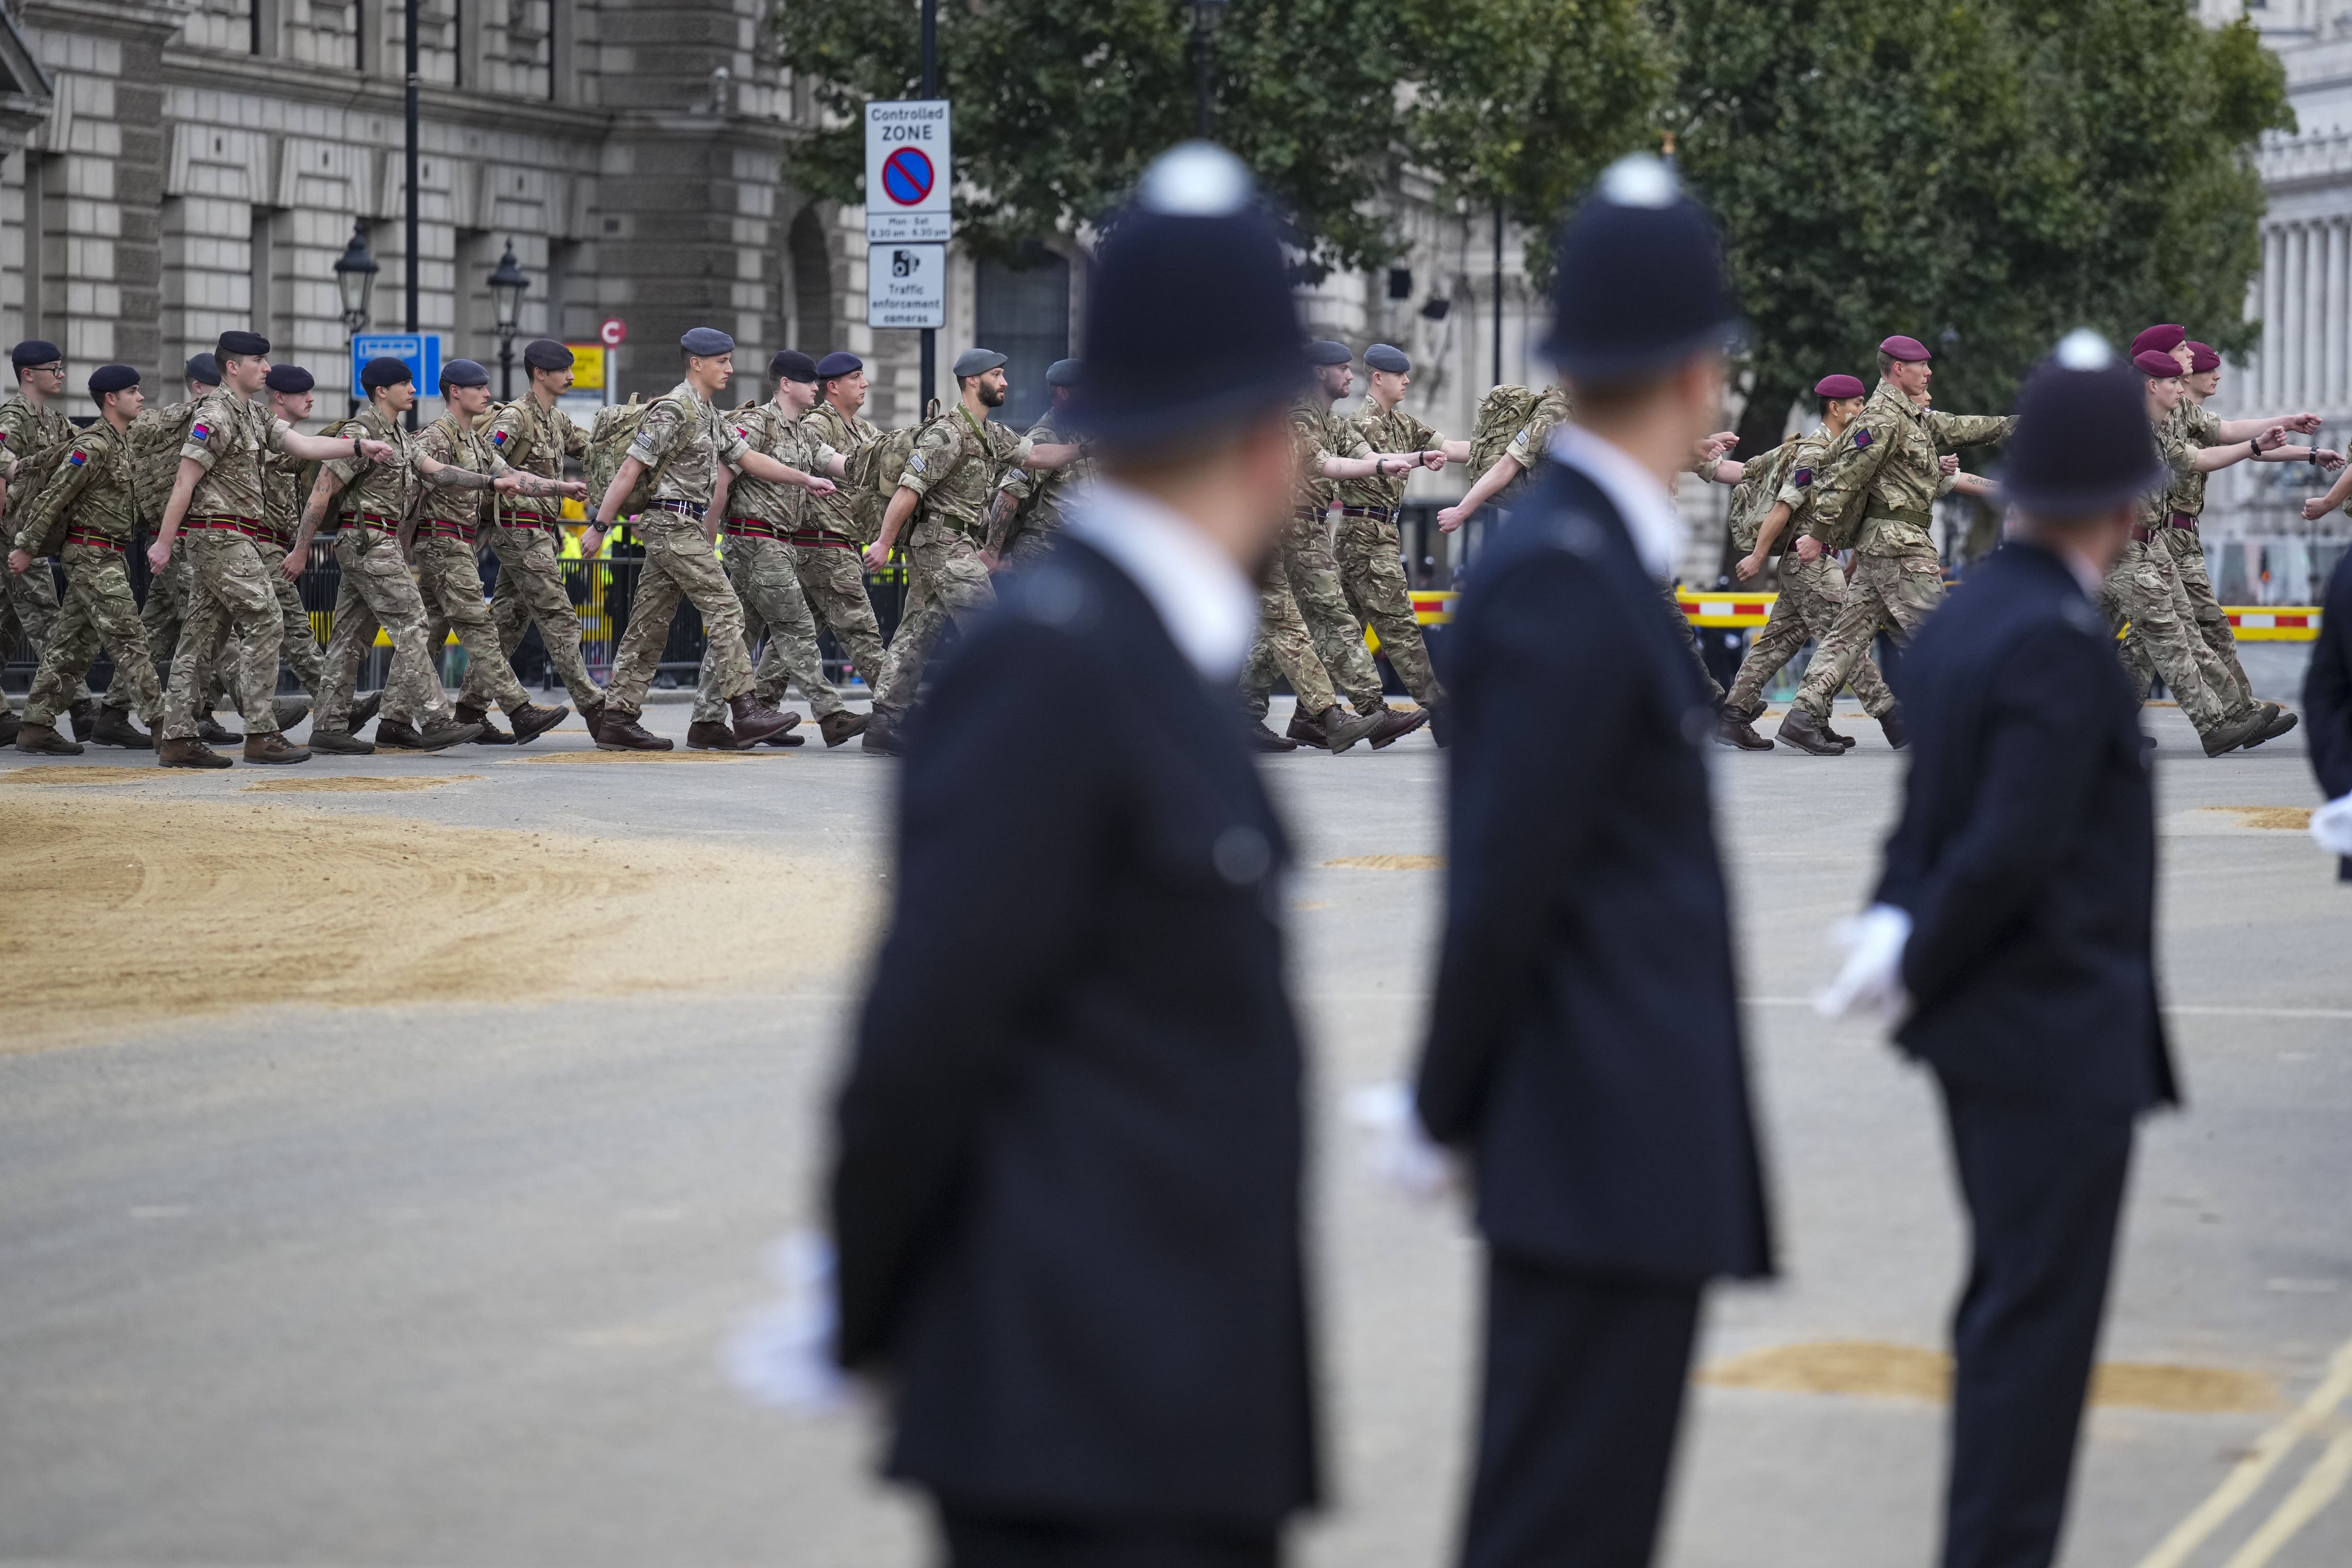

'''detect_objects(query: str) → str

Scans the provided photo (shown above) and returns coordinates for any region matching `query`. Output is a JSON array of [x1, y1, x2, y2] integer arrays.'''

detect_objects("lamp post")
[[1190, 0, 1227, 139], [334, 221, 379, 412], [487, 239, 528, 401]]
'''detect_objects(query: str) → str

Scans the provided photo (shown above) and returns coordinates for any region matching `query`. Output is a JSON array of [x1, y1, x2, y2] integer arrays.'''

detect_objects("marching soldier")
[[411, 358, 579, 746], [133, 353, 222, 717], [794, 351, 895, 700], [147, 332, 399, 768], [986, 357, 1091, 566], [6, 366, 163, 752], [579, 326, 829, 751], [1773, 335, 2015, 755], [687, 348, 863, 749], [1334, 342, 1461, 733], [482, 338, 610, 733], [1435, 385, 1574, 533], [0, 339, 93, 744], [856, 347, 1080, 755], [1240, 576, 1390, 753]]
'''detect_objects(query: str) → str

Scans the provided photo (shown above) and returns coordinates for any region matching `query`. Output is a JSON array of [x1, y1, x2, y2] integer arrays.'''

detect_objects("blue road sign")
[[351, 333, 442, 397]]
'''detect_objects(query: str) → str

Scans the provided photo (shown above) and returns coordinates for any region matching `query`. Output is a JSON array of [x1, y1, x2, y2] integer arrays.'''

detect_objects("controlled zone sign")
[[868, 244, 946, 329], [864, 100, 951, 243], [351, 333, 441, 398]]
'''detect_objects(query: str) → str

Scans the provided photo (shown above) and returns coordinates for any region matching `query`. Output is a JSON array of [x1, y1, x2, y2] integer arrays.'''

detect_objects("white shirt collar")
[[1068, 481, 1260, 682], [1548, 422, 1690, 582]]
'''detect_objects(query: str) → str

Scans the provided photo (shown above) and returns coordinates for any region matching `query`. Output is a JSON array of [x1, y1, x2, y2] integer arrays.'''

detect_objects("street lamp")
[[334, 221, 377, 409], [487, 239, 529, 402], [1191, 0, 1227, 139]]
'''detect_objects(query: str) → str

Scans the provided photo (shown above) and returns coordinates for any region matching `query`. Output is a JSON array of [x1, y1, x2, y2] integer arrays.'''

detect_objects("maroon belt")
[[2169, 512, 2200, 532], [1339, 505, 1399, 521], [420, 521, 478, 544], [722, 518, 783, 540], [64, 528, 123, 552], [787, 526, 856, 550], [2131, 522, 2156, 543], [185, 514, 266, 539], [503, 507, 560, 530], [348, 511, 403, 536], [1292, 505, 1328, 522]]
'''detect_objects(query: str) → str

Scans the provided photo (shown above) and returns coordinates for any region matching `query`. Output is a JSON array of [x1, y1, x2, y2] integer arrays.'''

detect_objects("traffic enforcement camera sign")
[[865, 100, 951, 244], [868, 243, 946, 329]]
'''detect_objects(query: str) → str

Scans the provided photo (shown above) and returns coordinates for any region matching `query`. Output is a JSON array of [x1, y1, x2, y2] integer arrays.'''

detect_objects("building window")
[[788, 206, 833, 353], [974, 241, 1070, 432]]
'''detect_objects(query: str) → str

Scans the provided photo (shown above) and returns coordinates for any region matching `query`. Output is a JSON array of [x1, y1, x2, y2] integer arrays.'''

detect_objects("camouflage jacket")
[[1337, 402, 1442, 515], [1290, 395, 1373, 509], [2142, 411, 2204, 530], [0, 392, 77, 537], [261, 448, 302, 544], [182, 390, 295, 524], [802, 400, 882, 539], [722, 400, 836, 528], [2161, 399, 2227, 521], [629, 382, 751, 511], [898, 405, 1030, 542], [485, 394, 589, 527], [995, 409, 1089, 540], [416, 411, 511, 531], [1806, 381, 2013, 557], [11, 420, 140, 551], [321, 403, 425, 528]]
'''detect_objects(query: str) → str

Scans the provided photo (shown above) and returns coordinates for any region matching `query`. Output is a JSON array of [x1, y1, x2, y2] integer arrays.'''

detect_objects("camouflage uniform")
[[1240, 577, 1342, 722], [994, 408, 1091, 565], [131, 399, 203, 689], [1241, 398, 1389, 719], [1332, 401, 1444, 709], [2098, 412, 2247, 739], [603, 383, 759, 719], [9, 421, 161, 728], [1496, 390, 1573, 506], [795, 400, 893, 690], [868, 406, 1030, 715], [412, 411, 534, 717], [1721, 425, 1895, 718], [482, 395, 604, 710], [310, 405, 458, 734], [157, 392, 301, 740], [1788, 382, 2013, 722], [0, 391, 87, 708], [189, 438, 325, 718], [690, 399, 847, 725], [2121, 400, 2256, 712]]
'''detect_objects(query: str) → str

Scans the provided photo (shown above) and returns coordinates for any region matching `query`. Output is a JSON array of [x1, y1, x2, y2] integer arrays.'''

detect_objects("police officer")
[[832, 142, 1322, 1567], [1823, 331, 2180, 1568], [1416, 155, 1772, 1568]]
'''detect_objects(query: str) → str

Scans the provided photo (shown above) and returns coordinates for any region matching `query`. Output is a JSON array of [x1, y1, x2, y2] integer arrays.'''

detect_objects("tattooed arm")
[[281, 466, 350, 583]]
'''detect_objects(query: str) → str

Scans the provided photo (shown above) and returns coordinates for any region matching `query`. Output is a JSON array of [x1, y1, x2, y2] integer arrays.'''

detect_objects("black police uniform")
[[2308, 548, 2352, 882], [1872, 340, 2179, 1568], [1413, 156, 1773, 1568], [829, 144, 1321, 1568]]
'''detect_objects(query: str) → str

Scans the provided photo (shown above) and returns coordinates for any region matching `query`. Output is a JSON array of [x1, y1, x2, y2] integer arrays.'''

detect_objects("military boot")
[[507, 702, 571, 746], [0, 707, 18, 747], [2241, 702, 2298, 749], [1821, 719, 1857, 750], [729, 696, 799, 747], [377, 718, 484, 752], [272, 697, 312, 731], [861, 708, 905, 755], [307, 729, 376, 755], [819, 710, 869, 748], [195, 714, 240, 745], [1314, 704, 1388, 755], [596, 712, 673, 751], [456, 703, 515, 744], [1369, 706, 1430, 749], [1247, 720, 1299, 752], [1774, 706, 1845, 756], [89, 708, 153, 749], [1877, 705, 1908, 751], [157, 736, 233, 769], [1284, 709, 1331, 750], [68, 697, 99, 742], [579, 699, 606, 743], [243, 732, 312, 765], [349, 691, 384, 731], [686, 720, 742, 751], [1428, 699, 1453, 749], [2200, 706, 2269, 758], [1713, 708, 1772, 751], [14, 721, 82, 755]]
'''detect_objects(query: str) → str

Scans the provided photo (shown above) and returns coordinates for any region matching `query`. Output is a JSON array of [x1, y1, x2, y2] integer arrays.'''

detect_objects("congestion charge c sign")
[[881, 147, 935, 207]]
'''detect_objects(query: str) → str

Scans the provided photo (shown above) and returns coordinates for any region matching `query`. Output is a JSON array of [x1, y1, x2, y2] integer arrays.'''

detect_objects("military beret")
[[815, 351, 864, 379], [1306, 340, 1353, 367], [2186, 340, 2222, 374], [681, 327, 735, 357], [2130, 324, 2185, 357], [440, 358, 490, 389], [1044, 358, 1083, 387], [360, 356, 414, 391], [1363, 343, 1411, 374], [216, 330, 270, 358], [1814, 373, 1867, 400], [1544, 156, 1742, 380], [186, 353, 221, 386], [264, 364, 315, 394], [771, 349, 819, 383], [1878, 335, 1931, 364], [953, 347, 1009, 378], [10, 339, 60, 367], [2132, 350, 2184, 379], [2001, 329, 2167, 515], [523, 338, 573, 372], [87, 364, 139, 395]]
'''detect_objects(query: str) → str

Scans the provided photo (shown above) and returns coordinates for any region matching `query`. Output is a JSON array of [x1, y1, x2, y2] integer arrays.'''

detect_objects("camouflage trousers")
[[315, 528, 455, 733], [605, 515, 752, 719], [3, 550, 90, 706], [1792, 549, 1945, 721], [485, 522, 604, 710], [139, 547, 193, 690], [1002, 516, 1062, 567], [1663, 581, 1725, 706], [24, 541, 161, 728], [1724, 553, 1895, 719], [1241, 575, 1341, 721], [790, 536, 890, 694], [2100, 539, 2243, 737], [870, 526, 995, 716], [1335, 513, 1442, 709], [2122, 527, 2252, 714], [692, 533, 843, 723], [190, 538, 323, 717], [159, 532, 287, 740], [414, 536, 532, 715], [1276, 506, 1387, 716]]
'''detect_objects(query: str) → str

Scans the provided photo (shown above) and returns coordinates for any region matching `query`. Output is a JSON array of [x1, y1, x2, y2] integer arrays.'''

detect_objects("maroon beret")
[[2130, 324, 2185, 357], [1814, 373, 1867, 400], [2132, 350, 2185, 378], [1878, 335, 1932, 362], [2186, 340, 2222, 374]]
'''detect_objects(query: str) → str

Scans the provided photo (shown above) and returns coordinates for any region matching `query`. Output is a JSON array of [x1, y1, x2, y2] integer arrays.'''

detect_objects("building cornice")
[[160, 47, 616, 138], [22, 0, 180, 46]]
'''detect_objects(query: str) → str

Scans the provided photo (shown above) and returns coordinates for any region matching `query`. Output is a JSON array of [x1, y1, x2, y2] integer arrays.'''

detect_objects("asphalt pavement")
[[0, 665, 2345, 1568]]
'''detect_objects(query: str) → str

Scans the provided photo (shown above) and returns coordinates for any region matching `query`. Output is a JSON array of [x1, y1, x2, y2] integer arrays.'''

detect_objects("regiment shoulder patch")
[[190, 424, 211, 441], [490, 430, 507, 445], [67, 450, 85, 466], [1792, 468, 1813, 487], [1853, 428, 1873, 449]]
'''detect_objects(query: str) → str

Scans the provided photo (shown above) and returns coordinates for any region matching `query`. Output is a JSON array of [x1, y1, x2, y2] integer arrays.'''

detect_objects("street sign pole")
[[865, 91, 951, 414], [919, 0, 937, 416]]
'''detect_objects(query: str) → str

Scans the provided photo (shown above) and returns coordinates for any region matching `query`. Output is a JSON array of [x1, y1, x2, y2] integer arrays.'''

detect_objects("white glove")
[[1814, 903, 1914, 1025], [1347, 1081, 1461, 1202], [721, 1229, 858, 1416], [2313, 793, 2352, 856]]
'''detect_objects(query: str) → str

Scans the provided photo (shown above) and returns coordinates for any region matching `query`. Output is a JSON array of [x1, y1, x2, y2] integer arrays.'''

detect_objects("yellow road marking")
[[2218, 1427, 2352, 1568], [2134, 1336, 2352, 1568]]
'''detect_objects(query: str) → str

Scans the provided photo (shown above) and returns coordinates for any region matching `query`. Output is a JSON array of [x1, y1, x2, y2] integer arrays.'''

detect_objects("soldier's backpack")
[[840, 419, 934, 546], [6, 430, 81, 532], [124, 401, 206, 527], [1727, 437, 1800, 555], [583, 393, 692, 520], [1467, 384, 1571, 480], [14, 432, 111, 559]]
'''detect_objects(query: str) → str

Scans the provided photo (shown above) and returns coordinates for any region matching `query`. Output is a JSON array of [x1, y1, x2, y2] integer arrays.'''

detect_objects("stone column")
[[2261, 225, 2282, 407]]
